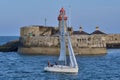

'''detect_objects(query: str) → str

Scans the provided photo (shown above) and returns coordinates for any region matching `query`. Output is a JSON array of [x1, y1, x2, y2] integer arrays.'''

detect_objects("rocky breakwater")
[[0, 40, 19, 52]]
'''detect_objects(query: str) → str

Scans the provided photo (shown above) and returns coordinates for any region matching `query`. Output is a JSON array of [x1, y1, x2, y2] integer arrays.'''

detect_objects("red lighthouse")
[[58, 8, 68, 33], [58, 8, 67, 21]]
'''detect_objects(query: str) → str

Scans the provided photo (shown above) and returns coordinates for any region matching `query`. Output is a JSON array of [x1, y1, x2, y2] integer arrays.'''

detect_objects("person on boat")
[[48, 61, 51, 67], [55, 62, 58, 65], [48, 61, 53, 67]]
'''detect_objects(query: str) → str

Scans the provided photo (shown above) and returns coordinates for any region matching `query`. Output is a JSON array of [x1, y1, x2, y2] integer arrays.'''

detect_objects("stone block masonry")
[[18, 26, 110, 55]]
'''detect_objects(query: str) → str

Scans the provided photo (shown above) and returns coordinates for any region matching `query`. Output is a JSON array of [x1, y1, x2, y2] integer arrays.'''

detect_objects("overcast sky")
[[0, 0, 120, 36]]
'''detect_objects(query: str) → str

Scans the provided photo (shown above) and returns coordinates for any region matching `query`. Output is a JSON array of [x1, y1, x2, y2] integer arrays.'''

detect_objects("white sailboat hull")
[[44, 65, 78, 73]]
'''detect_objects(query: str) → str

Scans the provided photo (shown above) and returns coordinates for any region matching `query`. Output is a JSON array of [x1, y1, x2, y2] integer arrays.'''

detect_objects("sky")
[[0, 0, 120, 36]]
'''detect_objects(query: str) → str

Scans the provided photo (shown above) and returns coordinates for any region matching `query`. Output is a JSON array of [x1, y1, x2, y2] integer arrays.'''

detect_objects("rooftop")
[[73, 31, 89, 35], [91, 26, 106, 35]]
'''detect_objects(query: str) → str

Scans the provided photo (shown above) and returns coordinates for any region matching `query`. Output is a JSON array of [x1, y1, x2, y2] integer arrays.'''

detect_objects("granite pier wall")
[[18, 26, 120, 55]]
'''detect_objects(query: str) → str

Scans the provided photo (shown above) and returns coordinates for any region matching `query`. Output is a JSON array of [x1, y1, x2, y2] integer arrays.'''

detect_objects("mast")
[[68, 5, 72, 27]]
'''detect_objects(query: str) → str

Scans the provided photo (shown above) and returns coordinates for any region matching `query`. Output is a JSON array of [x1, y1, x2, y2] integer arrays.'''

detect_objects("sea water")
[[0, 36, 120, 80]]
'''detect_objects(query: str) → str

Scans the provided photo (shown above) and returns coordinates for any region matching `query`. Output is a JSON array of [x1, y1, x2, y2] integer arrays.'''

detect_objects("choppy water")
[[0, 36, 120, 80]]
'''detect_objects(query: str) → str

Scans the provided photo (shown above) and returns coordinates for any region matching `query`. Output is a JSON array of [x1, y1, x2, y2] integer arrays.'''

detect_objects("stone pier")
[[18, 47, 107, 55]]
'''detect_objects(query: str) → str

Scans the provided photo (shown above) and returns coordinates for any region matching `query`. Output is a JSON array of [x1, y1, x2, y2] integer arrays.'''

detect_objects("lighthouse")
[[58, 8, 67, 34]]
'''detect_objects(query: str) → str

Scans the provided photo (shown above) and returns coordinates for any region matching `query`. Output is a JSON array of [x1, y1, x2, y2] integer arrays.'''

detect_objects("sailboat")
[[44, 8, 78, 73]]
